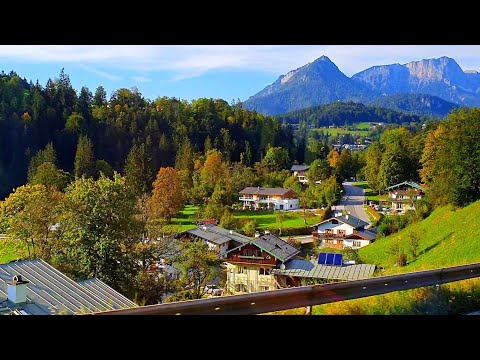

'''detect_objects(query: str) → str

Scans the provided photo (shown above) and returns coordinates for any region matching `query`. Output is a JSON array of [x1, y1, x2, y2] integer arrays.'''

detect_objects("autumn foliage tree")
[[149, 167, 185, 222]]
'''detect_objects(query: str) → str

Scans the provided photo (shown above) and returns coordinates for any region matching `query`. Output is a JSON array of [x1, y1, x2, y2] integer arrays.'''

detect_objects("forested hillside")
[[0, 70, 295, 199], [275, 101, 422, 127]]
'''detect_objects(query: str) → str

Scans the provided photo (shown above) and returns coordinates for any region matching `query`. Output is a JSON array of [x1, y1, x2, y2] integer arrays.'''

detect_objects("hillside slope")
[[359, 200, 480, 273]]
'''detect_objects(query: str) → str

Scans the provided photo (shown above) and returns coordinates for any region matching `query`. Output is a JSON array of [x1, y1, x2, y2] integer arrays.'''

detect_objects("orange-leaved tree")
[[149, 167, 185, 223]]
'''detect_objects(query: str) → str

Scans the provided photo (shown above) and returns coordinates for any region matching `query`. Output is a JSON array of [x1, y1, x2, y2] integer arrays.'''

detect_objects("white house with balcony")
[[312, 214, 375, 249], [385, 181, 425, 214], [239, 187, 299, 211], [291, 164, 310, 184]]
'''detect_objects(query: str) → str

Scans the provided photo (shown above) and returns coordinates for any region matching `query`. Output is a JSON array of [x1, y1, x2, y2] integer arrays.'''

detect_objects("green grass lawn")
[[0, 238, 27, 264], [355, 122, 372, 130], [313, 128, 369, 137], [351, 181, 388, 202], [307, 199, 480, 314], [170, 205, 199, 232], [233, 210, 320, 230], [359, 200, 480, 274]]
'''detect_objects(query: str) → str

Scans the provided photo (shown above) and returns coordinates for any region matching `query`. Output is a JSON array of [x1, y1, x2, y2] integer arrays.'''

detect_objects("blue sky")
[[1, 45, 480, 102]]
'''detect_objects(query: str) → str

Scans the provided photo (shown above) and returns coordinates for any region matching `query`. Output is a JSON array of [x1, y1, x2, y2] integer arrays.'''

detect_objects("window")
[[237, 266, 247, 274], [255, 250, 262, 257], [260, 286, 270, 292], [325, 229, 333, 234], [290, 204, 292, 208], [259, 268, 270, 275], [331, 219, 338, 224], [353, 241, 362, 247], [243, 249, 250, 256], [235, 284, 247, 292], [337, 229, 346, 236]]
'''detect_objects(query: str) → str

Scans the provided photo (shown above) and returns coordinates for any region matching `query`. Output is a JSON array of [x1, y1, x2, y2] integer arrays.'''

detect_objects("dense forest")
[[0, 70, 296, 199], [275, 101, 423, 128]]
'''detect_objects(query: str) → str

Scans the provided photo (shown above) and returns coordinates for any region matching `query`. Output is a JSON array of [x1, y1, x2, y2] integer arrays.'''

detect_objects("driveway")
[[340, 182, 371, 225]]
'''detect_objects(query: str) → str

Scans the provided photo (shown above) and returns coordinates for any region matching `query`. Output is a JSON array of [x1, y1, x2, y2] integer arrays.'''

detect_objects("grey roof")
[[0, 259, 136, 315], [314, 215, 369, 230], [291, 165, 310, 172], [336, 215, 369, 229], [272, 259, 376, 281], [185, 225, 251, 246], [251, 234, 300, 263], [77, 278, 137, 309], [385, 181, 426, 191], [239, 187, 295, 196], [354, 229, 377, 241]]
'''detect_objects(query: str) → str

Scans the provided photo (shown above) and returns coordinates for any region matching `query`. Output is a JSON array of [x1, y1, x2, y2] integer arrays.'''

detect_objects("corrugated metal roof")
[[239, 187, 295, 196], [185, 225, 251, 245], [272, 259, 376, 281], [251, 234, 300, 263], [291, 165, 310, 171], [77, 278, 137, 309], [0, 259, 136, 315]]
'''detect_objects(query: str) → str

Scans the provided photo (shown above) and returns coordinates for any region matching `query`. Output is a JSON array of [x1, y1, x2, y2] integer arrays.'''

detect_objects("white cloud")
[[131, 76, 151, 83], [0, 45, 479, 80], [79, 65, 121, 81]]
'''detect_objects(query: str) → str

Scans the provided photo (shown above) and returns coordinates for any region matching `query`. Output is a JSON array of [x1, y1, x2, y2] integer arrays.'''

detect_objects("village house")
[[290, 164, 310, 184], [239, 187, 299, 210], [223, 232, 376, 293], [385, 181, 425, 214], [0, 259, 136, 315], [311, 214, 376, 249], [223, 233, 300, 294], [178, 224, 250, 258]]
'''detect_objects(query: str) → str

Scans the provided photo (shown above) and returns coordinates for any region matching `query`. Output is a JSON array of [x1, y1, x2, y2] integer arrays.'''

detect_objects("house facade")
[[223, 234, 300, 294], [312, 214, 375, 249], [386, 181, 425, 214], [239, 187, 299, 210], [291, 165, 310, 184], [179, 224, 250, 258]]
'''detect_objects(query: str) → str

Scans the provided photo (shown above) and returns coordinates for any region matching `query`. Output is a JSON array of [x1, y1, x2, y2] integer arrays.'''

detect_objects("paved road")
[[340, 182, 371, 225]]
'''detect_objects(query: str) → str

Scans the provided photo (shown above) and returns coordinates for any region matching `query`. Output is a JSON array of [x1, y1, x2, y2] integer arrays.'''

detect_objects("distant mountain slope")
[[243, 56, 375, 115], [368, 93, 459, 118], [275, 101, 422, 127], [353, 57, 480, 107], [244, 56, 479, 117]]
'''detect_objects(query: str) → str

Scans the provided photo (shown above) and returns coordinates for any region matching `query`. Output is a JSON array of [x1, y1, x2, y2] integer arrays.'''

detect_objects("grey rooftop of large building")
[[251, 234, 300, 263], [0, 259, 136, 315], [184, 225, 251, 245], [272, 259, 376, 281], [239, 187, 295, 196]]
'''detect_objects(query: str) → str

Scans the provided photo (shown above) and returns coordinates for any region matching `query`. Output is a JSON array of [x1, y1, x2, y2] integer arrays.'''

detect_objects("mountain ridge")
[[243, 55, 479, 116]]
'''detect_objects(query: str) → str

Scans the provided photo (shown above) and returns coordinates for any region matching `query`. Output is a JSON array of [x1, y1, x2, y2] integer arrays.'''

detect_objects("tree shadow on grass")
[[407, 232, 454, 265]]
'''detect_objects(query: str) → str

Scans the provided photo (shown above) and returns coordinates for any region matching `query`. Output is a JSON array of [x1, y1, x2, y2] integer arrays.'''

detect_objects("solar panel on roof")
[[326, 253, 335, 265], [333, 253, 343, 266], [318, 252, 343, 266], [318, 253, 327, 265]]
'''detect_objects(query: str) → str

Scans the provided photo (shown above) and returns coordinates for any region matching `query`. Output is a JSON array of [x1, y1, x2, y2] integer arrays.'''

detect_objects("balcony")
[[313, 232, 347, 239], [226, 254, 276, 265]]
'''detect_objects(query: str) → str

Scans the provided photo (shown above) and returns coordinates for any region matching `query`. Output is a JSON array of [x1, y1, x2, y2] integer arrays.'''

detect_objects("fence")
[[92, 262, 480, 315]]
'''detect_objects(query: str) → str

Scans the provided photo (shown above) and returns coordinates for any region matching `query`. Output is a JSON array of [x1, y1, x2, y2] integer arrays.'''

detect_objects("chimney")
[[254, 231, 261, 238], [7, 275, 29, 304], [202, 225, 207, 231]]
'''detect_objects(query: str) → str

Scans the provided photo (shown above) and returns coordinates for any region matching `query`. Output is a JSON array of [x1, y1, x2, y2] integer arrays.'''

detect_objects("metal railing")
[[92, 263, 480, 315]]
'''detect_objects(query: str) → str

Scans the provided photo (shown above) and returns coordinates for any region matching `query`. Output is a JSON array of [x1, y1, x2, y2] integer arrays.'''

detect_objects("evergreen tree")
[[74, 135, 95, 179]]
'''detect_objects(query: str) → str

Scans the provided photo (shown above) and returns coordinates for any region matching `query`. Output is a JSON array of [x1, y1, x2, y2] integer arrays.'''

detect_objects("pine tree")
[[74, 135, 95, 179]]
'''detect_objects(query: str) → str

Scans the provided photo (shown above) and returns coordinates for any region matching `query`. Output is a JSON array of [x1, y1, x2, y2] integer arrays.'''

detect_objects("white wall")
[[276, 198, 298, 210], [317, 221, 355, 235], [342, 238, 370, 249]]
